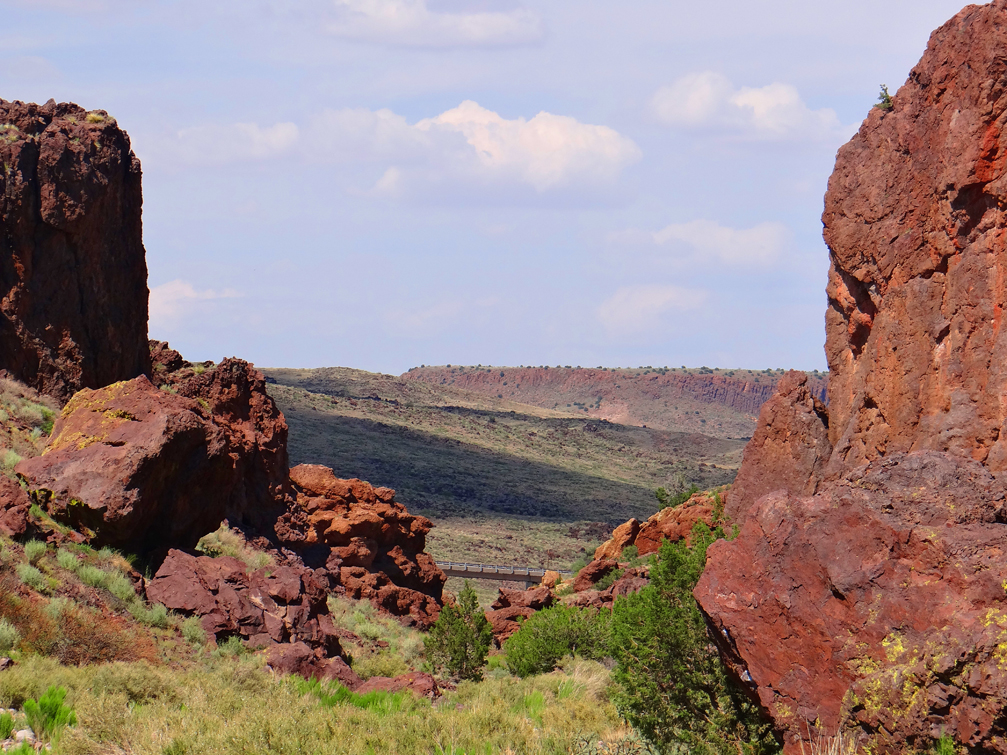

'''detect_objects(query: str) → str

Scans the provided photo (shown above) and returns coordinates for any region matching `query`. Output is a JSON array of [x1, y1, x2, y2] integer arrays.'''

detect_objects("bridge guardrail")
[[435, 561, 573, 577]]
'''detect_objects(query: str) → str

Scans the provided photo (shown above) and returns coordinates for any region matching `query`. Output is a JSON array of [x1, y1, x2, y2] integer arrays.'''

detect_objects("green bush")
[[609, 523, 778, 755], [654, 484, 699, 509], [23, 539, 46, 565], [181, 616, 207, 646], [24, 685, 77, 742], [504, 604, 611, 678], [16, 563, 45, 591], [0, 710, 13, 739], [0, 618, 19, 655], [128, 602, 170, 629], [424, 581, 492, 681], [76, 564, 108, 588], [56, 548, 79, 571], [212, 636, 247, 658], [105, 573, 137, 602]]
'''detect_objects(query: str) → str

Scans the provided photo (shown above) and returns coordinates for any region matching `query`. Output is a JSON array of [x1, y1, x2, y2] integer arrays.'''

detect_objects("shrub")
[[1, 450, 21, 474], [128, 602, 170, 629], [23, 685, 77, 742], [16, 563, 45, 591], [0, 618, 19, 654], [654, 484, 699, 509], [56, 549, 79, 571], [196, 523, 273, 570], [609, 523, 778, 754], [875, 84, 893, 111], [76, 564, 108, 588], [23, 539, 46, 565], [212, 636, 247, 658], [504, 604, 611, 678], [0, 710, 13, 739], [181, 616, 207, 646], [425, 581, 492, 681], [105, 573, 137, 602]]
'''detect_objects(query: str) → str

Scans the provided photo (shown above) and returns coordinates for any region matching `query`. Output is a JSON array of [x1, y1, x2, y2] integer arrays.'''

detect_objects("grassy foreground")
[[1, 655, 639, 755]]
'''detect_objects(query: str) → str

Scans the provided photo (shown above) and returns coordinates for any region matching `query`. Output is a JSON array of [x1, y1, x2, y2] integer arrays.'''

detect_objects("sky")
[[0, 0, 974, 374]]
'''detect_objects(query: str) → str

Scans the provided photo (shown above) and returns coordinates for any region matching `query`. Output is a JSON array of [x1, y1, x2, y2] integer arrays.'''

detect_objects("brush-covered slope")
[[402, 365, 828, 439], [263, 367, 744, 566]]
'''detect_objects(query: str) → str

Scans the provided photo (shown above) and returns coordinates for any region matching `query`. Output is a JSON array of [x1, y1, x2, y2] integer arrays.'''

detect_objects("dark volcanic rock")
[[0, 100, 149, 402], [697, 4, 1007, 750]]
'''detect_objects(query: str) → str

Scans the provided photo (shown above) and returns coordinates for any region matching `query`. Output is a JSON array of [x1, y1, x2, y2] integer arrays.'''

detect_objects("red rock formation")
[[696, 3, 1007, 751], [571, 559, 618, 593], [0, 476, 31, 538], [278, 464, 445, 628], [594, 489, 721, 560], [355, 672, 440, 698], [724, 373, 831, 522], [0, 100, 149, 402], [15, 376, 239, 553]]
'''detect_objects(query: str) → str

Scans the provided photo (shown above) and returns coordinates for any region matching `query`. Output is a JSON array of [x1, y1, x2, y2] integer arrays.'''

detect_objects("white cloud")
[[328, 0, 543, 48], [149, 280, 240, 328], [161, 101, 639, 200], [651, 71, 854, 141], [597, 285, 707, 335], [169, 122, 299, 165], [610, 219, 790, 266]]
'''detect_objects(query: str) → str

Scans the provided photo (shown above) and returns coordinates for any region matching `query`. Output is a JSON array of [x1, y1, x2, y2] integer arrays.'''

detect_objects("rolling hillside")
[[402, 365, 828, 439], [263, 367, 745, 570]]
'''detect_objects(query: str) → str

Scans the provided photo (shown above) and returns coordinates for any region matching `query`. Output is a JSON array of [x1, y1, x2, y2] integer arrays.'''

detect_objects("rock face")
[[0, 100, 149, 402], [695, 3, 1007, 751], [277, 464, 445, 628]]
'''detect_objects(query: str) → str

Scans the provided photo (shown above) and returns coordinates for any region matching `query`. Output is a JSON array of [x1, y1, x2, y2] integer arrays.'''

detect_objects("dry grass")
[[195, 523, 273, 570], [0, 654, 626, 755]]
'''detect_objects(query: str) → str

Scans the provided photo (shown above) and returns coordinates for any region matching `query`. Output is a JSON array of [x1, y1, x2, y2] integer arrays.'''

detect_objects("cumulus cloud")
[[169, 122, 299, 165], [597, 285, 707, 335], [328, 0, 543, 48], [149, 280, 240, 328], [610, 219, 790, 266], [160, 101, 639, 201], [651, 71, 853, 141]]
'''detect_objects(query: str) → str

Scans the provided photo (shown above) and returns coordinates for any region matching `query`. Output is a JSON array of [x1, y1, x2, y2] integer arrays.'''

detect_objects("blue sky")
[[1, 0, 971, 373]]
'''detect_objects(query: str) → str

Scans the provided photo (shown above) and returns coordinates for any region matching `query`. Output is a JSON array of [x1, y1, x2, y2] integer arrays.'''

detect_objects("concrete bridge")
[[436, 561, 573, 589]]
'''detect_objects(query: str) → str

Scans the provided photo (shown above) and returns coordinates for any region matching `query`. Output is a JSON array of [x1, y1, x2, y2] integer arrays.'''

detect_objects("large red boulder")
[[15, 362, 290, 555], [0, 100, 149, 402], [696, 3, 1007, 751]]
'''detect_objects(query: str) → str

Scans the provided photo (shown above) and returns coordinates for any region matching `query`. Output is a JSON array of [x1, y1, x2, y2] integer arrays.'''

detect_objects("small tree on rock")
[[425, 581, 492, 681]]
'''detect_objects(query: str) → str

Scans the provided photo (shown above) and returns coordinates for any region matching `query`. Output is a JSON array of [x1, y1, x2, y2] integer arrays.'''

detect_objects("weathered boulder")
[[0, 476, 31, 538], [696, 452, 1007, 752], [15, 377, 236, 552], [15, 360, 290, 555], [278, 464, 445, 628], [354, 671, 440, 699], [594, 489, 721, 560], [572, 559, 618, 593], [148, 549, 351, 680], [486, 605, 535, 645], [696, 4, 1007, 750], [0, 100, 149, 402], [490, 586, 555, 611]]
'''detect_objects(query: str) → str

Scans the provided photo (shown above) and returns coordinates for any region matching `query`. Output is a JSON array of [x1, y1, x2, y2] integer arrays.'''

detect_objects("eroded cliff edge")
[[697, 2, 1007, 752]]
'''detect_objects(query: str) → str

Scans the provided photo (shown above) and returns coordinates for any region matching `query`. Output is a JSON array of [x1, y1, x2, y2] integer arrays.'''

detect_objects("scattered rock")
[[490, 586, 554, 611], [540, 570, 561, 589], [354, 671, 440, 699], [571, 559, 618, 593], [0, 658, 12, 672], [0, 99, 150, 403]]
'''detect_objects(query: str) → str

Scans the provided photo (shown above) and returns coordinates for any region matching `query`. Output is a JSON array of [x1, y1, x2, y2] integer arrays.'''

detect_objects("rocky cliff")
[[403, 366, 827, 439], [696, 2, 1007, 751], [0, 100, 149, 402]]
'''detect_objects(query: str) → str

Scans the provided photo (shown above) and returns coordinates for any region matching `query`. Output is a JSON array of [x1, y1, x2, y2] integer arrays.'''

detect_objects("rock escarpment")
[[696, 2, 1007, 751], [0, 100, 149, 402]]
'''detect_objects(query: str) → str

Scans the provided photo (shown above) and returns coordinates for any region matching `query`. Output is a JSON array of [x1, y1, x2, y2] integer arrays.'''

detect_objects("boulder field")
[[696, 2, 1007, 751]]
